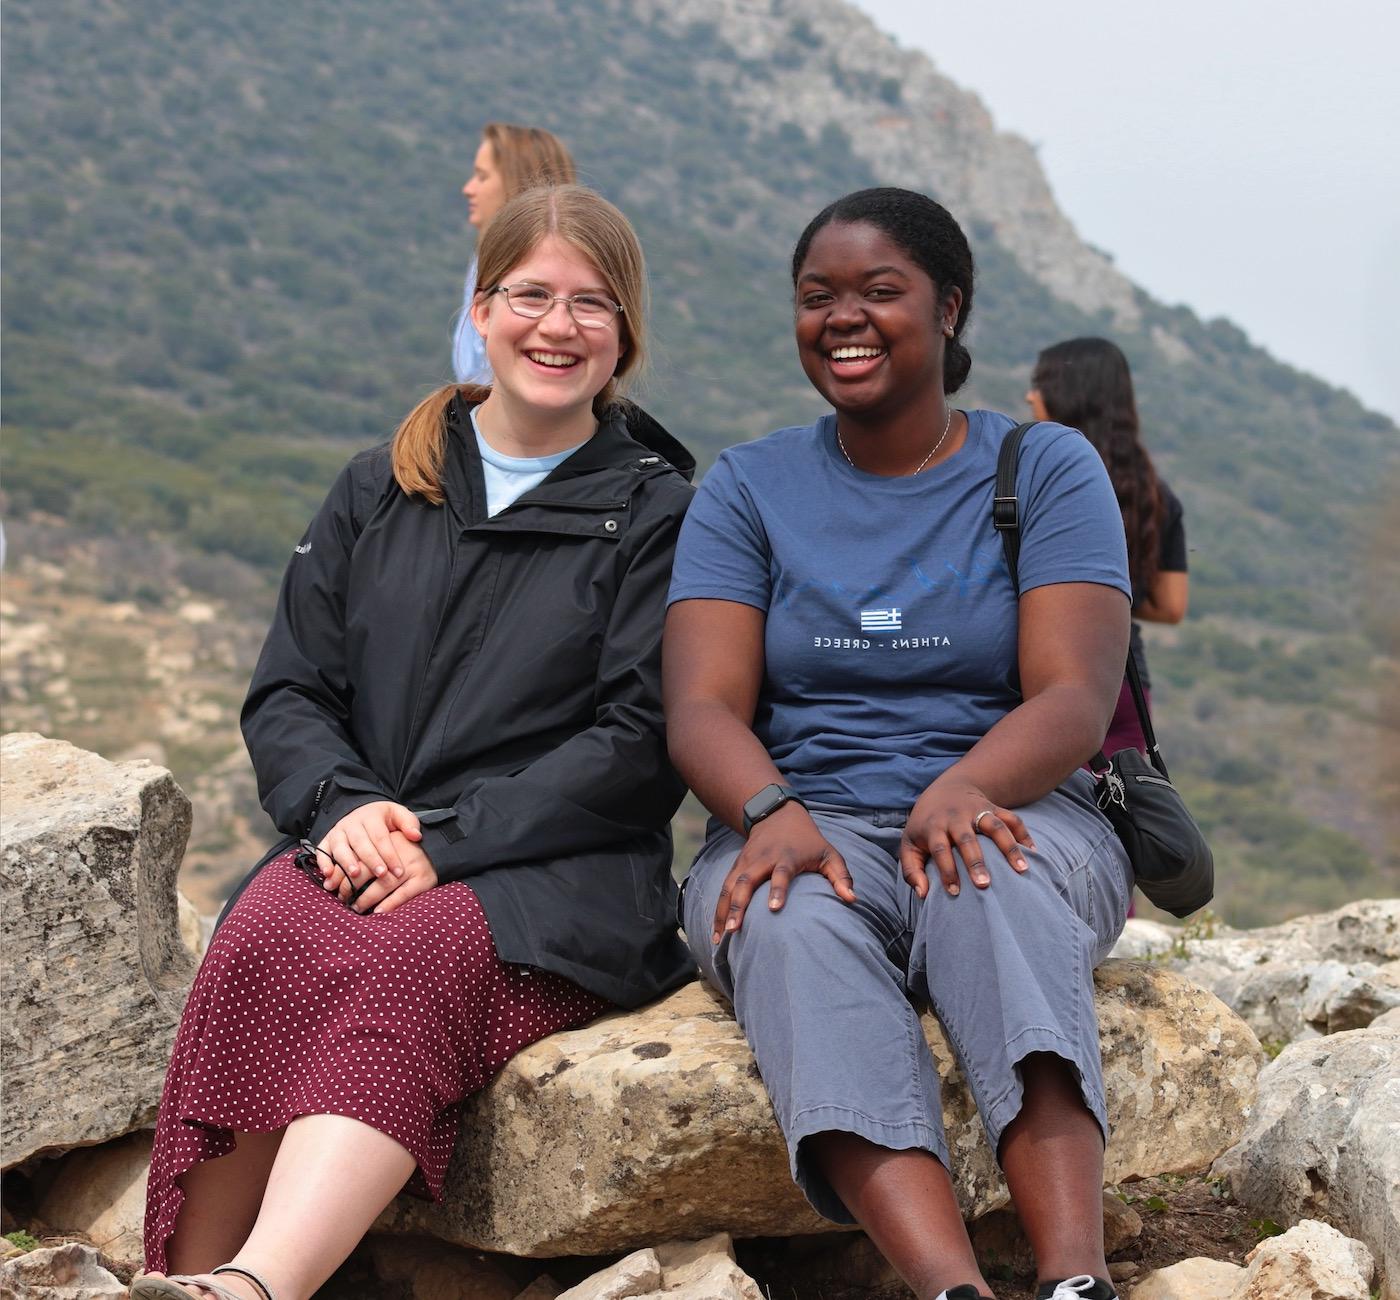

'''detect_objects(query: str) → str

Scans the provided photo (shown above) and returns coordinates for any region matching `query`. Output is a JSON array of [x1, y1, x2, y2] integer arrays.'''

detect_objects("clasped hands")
[[313, 800, 438, 915], [710, 777, 1036, 944]]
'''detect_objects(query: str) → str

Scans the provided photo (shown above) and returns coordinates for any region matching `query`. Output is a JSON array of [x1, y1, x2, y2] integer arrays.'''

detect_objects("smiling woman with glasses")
[[133, 186, 696, 1300]]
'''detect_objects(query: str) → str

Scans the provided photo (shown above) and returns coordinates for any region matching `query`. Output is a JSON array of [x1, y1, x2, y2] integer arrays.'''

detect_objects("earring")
[[944, 324, 954, 338]]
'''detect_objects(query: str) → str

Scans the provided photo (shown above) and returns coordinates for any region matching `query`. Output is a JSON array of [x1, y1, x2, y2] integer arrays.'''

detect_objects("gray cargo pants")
[[681, 770, 1132, 1224]]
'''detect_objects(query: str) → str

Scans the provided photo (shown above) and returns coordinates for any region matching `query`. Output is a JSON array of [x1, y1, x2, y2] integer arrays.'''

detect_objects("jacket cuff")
[[418, 820, 470, 883], [308, 782, 393, 842]]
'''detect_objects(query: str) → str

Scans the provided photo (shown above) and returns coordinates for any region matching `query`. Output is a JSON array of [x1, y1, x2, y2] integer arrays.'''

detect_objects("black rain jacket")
[[229, 396, 697, 1007]]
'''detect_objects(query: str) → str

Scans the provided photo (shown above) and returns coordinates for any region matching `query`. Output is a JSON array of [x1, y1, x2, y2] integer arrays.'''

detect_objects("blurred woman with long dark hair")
[[1028, 337, 1188, 756]]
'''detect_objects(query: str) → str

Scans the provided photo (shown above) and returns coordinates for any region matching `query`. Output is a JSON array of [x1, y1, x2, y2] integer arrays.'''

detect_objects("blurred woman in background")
[[1028, 337, 1188, 757], [453, 121, 576, 383]]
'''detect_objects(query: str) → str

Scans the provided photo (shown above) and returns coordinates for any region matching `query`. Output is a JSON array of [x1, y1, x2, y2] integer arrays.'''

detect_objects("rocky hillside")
[[2, 0, 1396, 916]]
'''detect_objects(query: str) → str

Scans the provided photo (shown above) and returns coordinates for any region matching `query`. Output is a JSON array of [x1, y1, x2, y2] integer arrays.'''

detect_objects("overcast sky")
[[850, 0, 1400, 423]]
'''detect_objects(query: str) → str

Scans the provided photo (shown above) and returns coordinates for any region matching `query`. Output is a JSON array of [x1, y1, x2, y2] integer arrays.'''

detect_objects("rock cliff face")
[[1, 733, 197, 1167], [629, 0, 1142, 326]]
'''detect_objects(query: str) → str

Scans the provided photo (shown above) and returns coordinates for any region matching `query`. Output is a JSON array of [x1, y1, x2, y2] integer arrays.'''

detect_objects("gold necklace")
[[836, 406, 953, 476]]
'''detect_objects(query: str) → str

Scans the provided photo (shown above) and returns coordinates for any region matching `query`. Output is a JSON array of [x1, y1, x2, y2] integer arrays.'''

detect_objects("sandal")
[[131, 1264, 275, 1300]]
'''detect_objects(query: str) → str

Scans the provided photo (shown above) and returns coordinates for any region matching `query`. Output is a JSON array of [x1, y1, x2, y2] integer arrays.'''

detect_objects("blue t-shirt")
[[666, 410, 1131, 809], [471, 409, 586, 517]]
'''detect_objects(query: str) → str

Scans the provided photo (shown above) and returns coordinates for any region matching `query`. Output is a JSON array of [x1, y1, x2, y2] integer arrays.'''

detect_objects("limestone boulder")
[[1, 734, 196, 1167], [0, 1242, 126, 1299], [1126, 1257, 1243, 1300], [1214, 1025, 1400, 1298], [1236, 1218, 1375, 1300], [35, 1131, 152, 1268], [387, 961, 1261, 1256], [554, 1250, 661, 1300], [1145, 899, 1400, 1045]]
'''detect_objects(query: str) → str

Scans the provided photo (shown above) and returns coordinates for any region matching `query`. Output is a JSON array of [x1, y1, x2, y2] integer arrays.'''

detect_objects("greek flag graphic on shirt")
[[860, 607, 902, 632]]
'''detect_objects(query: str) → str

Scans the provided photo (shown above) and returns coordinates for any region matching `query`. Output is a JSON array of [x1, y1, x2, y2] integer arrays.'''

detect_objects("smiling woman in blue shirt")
[[664, 188, 1132, 1300]]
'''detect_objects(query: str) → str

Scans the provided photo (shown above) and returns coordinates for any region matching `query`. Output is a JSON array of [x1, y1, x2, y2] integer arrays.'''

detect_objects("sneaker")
[[935, 1288, 993, 1300], [1035, 1277, 1119, 1300]]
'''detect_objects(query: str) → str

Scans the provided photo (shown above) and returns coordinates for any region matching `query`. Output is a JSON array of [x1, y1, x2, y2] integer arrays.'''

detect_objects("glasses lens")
[[504, 285, 553, 317], [570, 293, 619, 328]]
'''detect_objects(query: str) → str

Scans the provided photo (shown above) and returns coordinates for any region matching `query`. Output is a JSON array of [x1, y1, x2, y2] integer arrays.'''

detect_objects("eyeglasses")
[[490, 283, 624, 329]]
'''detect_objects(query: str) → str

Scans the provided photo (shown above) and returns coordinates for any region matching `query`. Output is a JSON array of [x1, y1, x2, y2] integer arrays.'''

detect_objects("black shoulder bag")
[[995, 422, 1214, 918]]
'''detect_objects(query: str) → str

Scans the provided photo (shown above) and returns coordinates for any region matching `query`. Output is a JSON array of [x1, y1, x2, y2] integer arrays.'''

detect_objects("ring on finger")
[[973, 808, 996, 833]]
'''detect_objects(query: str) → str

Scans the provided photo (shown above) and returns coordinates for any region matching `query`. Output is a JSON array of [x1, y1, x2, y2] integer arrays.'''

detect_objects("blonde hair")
[[392, 186, 648, 505], [481, 122, 576, 201]]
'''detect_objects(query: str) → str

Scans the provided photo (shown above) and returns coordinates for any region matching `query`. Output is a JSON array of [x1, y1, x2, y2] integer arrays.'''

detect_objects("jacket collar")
[[440, 394, 694, 523]]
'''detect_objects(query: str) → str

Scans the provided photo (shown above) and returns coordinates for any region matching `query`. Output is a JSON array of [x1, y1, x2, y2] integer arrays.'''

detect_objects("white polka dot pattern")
[[143, 851, 607, 1272]]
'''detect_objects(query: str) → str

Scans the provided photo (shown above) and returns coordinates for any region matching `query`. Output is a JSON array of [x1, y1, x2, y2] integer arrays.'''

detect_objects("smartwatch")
[[742, 783, 805, 835]]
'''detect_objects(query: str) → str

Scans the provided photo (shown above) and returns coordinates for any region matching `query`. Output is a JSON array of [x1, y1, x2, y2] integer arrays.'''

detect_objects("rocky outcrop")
[[1113, 901, 1400, 1045], [1214, 1025, 1400, 1298], [386, 961, 1261, 1257], [629, 0, 1143, 328], [1, 734, 196, 1168], [0, 1242, 126, 1299]]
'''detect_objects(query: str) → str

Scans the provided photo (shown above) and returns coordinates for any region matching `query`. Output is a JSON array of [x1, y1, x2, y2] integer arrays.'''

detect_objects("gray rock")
[[387, 962, 1260, 1256], [1154, 899, 1400, 1044], [1215, 1026, 1400, 1297], [1, 733, 196, 1167], [0, 1242, 126, 1299]]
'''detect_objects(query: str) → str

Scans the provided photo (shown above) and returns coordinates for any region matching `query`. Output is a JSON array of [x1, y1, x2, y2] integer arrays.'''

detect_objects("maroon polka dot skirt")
[[144, 850, 608, 1272]]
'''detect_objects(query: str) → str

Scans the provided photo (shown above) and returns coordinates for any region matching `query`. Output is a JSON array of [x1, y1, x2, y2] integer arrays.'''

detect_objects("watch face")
[[744, 784, 795, 832]]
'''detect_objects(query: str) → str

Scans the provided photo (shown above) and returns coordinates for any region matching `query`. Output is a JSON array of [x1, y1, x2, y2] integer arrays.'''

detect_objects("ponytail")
[[391, 383, 489, 505]]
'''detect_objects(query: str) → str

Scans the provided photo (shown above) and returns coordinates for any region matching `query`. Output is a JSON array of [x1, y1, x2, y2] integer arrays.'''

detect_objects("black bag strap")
[[995, 421, 1169, 779]]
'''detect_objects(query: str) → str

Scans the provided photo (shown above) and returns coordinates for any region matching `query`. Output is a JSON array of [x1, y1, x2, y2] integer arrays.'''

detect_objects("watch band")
[[742, 783, 805, 835]]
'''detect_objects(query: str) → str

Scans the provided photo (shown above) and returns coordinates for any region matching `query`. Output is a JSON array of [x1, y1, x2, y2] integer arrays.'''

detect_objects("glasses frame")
[[489, 283, 624, 329]]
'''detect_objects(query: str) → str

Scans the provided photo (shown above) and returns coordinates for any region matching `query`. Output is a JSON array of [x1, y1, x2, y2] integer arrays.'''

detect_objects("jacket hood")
[[615, 401, 696, 482]]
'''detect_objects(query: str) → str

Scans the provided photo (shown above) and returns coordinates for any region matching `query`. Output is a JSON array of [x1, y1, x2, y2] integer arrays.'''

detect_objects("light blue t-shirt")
[[666, 410, 1131, 809], [471, 410, 585, 517], [452, 255, 492, 385]]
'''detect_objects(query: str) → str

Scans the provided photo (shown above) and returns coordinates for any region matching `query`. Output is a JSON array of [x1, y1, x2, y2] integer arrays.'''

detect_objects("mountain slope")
[[2, 0, 1395, 916]]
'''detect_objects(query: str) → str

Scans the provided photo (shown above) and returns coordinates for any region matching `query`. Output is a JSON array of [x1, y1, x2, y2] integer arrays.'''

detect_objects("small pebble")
[[1108, 1261, 1140, 1281]]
